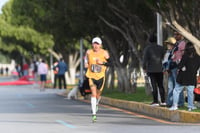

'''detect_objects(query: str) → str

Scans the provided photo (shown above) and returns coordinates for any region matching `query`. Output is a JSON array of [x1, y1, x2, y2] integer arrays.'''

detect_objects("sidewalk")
[[58, 91, 200, 123]]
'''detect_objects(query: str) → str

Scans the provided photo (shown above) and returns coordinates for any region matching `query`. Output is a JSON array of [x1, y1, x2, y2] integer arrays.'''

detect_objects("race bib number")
[[91, 64, 102, 73]]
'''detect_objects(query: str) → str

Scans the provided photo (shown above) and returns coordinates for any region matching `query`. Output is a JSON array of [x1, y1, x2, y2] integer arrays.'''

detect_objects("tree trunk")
[[116, 67, 131, 93], [105, 67, 115, 90], [65, 68, 76, 84], [66, 52, 80, 84]]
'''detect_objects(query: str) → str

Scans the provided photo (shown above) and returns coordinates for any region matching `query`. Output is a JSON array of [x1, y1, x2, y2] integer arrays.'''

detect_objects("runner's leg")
[[91, 85, 97, 114]]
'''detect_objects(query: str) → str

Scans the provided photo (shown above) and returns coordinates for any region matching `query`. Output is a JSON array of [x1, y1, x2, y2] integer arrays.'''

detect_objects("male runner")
[[85, 37, 109, 122]]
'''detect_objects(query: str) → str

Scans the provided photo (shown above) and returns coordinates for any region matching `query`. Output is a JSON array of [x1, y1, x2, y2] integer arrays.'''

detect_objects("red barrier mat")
[[0, 75, 35, 85]]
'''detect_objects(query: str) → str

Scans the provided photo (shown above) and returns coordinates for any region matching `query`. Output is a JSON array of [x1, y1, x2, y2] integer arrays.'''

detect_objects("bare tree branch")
[[99, 15, 128, 41], [47, 48, 61, 60], [166, 1, 200, 55], [108, 3, 128, 24], [172, 21, 200, 55]]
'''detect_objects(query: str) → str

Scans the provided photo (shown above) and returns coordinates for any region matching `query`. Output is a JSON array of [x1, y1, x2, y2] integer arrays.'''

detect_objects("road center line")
[[17, 94, 23, 98], [26, 103, 35, 108], [56, 120, 76, 129]]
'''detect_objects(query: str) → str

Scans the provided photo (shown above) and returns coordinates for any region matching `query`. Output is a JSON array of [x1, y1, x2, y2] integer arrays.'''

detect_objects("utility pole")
[[157, 13, 162, 103], [157, 13, 163, 46], [80, 38, 84, 84], [50, 53, 54, 84]]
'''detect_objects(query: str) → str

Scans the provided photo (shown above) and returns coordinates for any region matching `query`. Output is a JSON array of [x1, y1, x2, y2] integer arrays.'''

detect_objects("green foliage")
[[3, 0, 95, 55], [0, 18, 54, 56], [103, 87, 200, 112], [0, 52, 11, 63], [2, 0, 198, 94]]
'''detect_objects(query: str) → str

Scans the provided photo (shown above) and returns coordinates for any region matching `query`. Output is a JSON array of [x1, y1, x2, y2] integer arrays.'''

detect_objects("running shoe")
[[92, 115, 97, 122]]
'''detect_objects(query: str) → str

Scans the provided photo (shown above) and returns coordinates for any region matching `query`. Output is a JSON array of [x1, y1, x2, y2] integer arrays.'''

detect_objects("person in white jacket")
[[38, 59, 48, 91]]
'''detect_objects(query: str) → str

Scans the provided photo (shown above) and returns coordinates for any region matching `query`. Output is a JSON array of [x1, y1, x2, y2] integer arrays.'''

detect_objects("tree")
[[1, 0, 164, 93], [1, 0, 87, 84], [7, 0, 155, 92], [147, 0, 200, 54], [0, 18, 54, 59], [92, 0, 156, 93]]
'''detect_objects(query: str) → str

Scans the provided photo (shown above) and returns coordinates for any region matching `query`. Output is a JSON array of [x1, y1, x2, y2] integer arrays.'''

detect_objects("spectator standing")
[[5, 67, 9, 76], [143, 34, 166, 106], [162, 37, 183, 107], [169, 42, 200, 111], [0, 67, 3, 75], [31, 61, 38, 77], [29, 61, 34, 77], [15, 64, 22, 78], [55, 58, 67, 89], [53, 61, 59, 88], [22, 62, 29, 76], [162, 37, 176, 101], [166, 32, 186, 107], [38, 59, 48, 91], [33, 61, 39, 85], [162, 37, 176, 71]]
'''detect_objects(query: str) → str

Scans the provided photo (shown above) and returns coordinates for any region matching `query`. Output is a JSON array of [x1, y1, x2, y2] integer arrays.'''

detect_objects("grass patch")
[[44, 82, 77, 89], [102, 86, 200, 112], [102, 87, 152, 103]]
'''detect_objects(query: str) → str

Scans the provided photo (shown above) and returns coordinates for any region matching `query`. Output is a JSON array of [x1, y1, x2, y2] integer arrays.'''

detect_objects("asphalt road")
[[0, 76, 200, 133]]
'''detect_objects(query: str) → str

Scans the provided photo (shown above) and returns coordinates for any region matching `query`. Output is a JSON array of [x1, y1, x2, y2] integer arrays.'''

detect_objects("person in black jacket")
[[143, 34, 166, 106], [169, 42, 200, 111]]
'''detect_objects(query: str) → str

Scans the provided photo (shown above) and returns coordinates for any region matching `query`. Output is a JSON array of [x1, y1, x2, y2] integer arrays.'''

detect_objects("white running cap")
[[92, 37, 102, 44]]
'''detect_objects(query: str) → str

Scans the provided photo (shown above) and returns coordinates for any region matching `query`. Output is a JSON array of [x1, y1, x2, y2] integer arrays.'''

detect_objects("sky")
[[0, 0, 9, 13]]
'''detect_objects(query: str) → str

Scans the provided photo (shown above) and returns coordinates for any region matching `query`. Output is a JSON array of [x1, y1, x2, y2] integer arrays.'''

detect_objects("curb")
[[100, 96, 200, 123], [56, 92, 200, 123]]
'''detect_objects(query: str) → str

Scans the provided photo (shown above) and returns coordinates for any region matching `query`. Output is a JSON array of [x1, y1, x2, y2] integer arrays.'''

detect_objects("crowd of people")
[[143, 31, 200, 111], [14, 58, 68, 91]]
